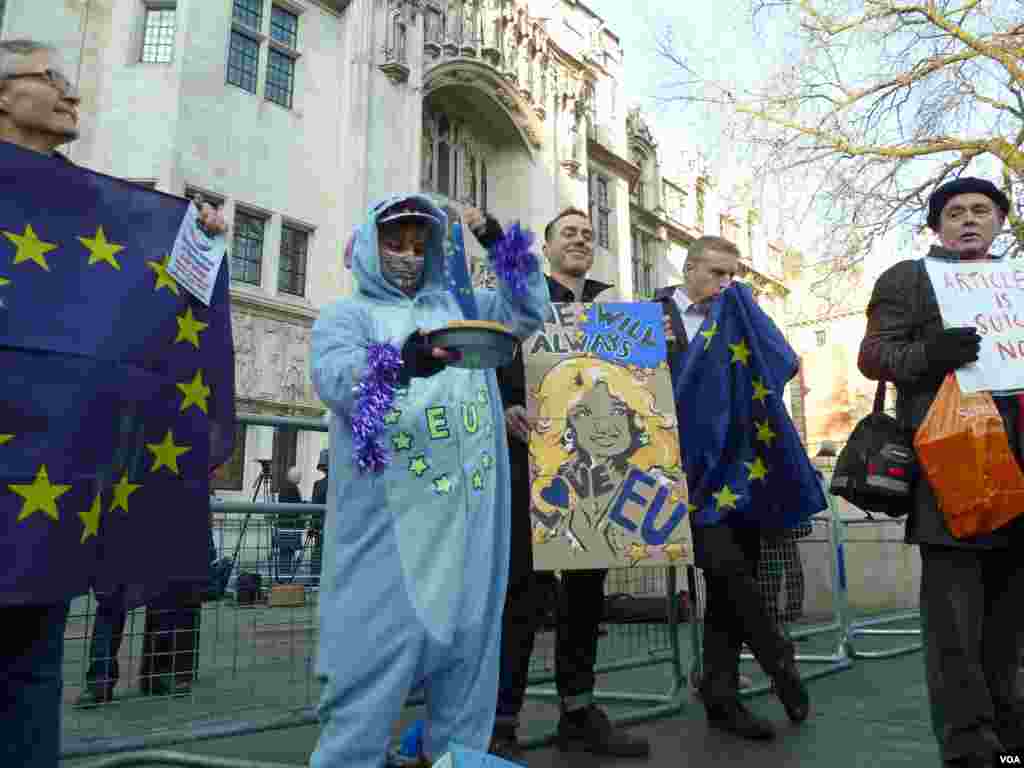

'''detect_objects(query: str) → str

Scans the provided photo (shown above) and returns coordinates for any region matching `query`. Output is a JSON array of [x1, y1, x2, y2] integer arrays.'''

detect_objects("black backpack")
[[829, 381, 917, 517]]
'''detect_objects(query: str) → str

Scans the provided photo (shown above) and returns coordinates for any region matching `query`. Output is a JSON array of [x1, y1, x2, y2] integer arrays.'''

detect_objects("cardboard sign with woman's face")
[[523, 301, 694, 570]]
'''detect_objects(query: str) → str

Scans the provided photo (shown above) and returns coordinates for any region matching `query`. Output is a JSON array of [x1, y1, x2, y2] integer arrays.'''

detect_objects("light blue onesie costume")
[[309, 195, 549, 767]]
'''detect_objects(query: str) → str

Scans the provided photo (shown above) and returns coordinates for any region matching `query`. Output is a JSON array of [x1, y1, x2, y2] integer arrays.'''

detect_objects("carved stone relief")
[[232, 310, 314, 405]]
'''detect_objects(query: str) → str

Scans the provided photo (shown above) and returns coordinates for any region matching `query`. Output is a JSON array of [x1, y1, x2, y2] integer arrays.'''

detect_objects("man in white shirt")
[[653, 236, 810, 742]]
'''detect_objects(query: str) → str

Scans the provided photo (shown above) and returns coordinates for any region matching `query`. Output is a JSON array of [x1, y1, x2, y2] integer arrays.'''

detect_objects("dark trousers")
[[496, 443, 607, 722], [1, 600, 70, 768], [139, 588, 202, 689], [919, 545, 1024, 761], [85, 592, 128, 692], [695, 524, 792, 707]]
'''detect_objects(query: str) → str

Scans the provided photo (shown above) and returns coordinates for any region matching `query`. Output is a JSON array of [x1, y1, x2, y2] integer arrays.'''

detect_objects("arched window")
[[422, 109, 491, 207]]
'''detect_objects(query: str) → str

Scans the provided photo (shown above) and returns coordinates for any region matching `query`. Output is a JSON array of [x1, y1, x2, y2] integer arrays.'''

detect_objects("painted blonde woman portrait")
[[530, 357, 683, 558]]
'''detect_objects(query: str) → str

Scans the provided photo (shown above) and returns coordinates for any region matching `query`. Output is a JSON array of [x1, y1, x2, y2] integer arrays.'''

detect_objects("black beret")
[[927, 177, 1010, 231]]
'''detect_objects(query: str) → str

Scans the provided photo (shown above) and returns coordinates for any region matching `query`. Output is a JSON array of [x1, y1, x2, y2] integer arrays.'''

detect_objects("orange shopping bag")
[[913, 374, 1024, 539]]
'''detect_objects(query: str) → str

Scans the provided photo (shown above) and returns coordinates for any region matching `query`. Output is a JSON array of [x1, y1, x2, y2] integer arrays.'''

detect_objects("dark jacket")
[[310, 475, 328, 534], [276, 482, 305, 529], [858, 253, 1022, 549], [496, 275, 614, 480]]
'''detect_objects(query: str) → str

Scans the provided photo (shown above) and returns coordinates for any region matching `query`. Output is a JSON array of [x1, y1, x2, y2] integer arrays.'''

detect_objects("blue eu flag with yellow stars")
[[0, 141, 235, 607], [675, 282, 825, 528]]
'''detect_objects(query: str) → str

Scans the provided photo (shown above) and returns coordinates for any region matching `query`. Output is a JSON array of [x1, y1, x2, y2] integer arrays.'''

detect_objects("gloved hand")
[[923, 327, 981, 374], [398, 330, 456, 385], [464, 207, 504, 249]]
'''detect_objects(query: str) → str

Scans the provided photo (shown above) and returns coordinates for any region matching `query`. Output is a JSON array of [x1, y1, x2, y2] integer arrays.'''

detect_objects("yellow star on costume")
[[146, 430, 191, 475], [3, 224, 59, 271], [0, 434, 14, 446], [392, 431, 413, 451], [432, 475, 453, 495], [110, 472, 141, 513], [174, 307, 209, 349], [471, 470, 484, 490], [176, 370, 211, 414], [699, 321, 719, 351], [481, 453, 493, 470], [478, 387, 489, 405], [383, 409, 401, 426], [746, 456, 769, 482], [146, 254, 180, 295], [755, 419, 777, 447], [78, 226, 125, 270], [9, 465, 71, 522], [409, 455, 430, 477], [712, 484, 741, 511], [729, 339, 751, 365], [79, 492, 103, 543], [752, 377, 773, 405]]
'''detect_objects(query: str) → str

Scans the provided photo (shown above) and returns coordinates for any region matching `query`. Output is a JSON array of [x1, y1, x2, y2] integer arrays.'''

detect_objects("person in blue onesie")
[[309, 194, 550, 767]]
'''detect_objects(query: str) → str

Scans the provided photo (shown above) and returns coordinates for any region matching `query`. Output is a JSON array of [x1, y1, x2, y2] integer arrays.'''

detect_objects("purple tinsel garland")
[[350, 342, 402, 473], [492, 222, 538, 296]]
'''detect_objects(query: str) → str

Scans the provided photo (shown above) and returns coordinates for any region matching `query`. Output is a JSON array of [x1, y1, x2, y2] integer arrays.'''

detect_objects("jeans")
[[85, 592, 128, 692], [274, 529, 303, 582], [1, 600, 71, 768]]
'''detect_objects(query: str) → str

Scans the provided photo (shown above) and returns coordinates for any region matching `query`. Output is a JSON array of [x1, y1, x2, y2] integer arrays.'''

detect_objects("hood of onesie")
[[349, 194, 450, 302]]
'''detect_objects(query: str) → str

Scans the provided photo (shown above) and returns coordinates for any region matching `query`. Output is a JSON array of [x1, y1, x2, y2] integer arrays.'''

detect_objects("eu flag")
[[0, 141, 235, 607], [675, 282, 825, 528]]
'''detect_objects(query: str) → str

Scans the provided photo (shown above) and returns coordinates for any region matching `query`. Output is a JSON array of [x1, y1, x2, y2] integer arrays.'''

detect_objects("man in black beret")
[[859, 177, 1023, 767]]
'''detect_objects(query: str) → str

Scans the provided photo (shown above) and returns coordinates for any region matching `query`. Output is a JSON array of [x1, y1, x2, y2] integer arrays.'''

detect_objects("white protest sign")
[[923, 257, 1024, 394], [166, 202, 227, 306]]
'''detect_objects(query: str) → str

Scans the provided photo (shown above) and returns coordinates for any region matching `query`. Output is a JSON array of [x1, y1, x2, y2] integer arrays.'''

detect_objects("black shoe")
[[705, 701, 776, 741], [488, 725, 528, 766], [556, 705, 650, 757], [773, 654, 810, 723], [75, 686, 114, 708]]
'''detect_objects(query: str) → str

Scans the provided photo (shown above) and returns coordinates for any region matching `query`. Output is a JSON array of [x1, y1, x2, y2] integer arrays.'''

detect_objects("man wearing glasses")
[[0, 39, 225, 768]]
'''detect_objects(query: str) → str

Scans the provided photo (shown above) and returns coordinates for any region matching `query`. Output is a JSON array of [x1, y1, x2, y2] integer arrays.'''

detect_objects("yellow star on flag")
[[4, 224, 59, 271], [700, 321, 719, 351], [729, 339, 751, 365], [146, 430, 191, 475], [78, 226, 125, 270], [433, 474, 453, 495], [745, 456, 769, 482], [755, 419, 777, 447], [752, 377, 773, 405], [110, 472, 141, 513], [392, 431, 413, 451], [409, 455, 430, 477], [146, 254, 180, 295], [177, 369, 211, 414], [712, 484, 741, 511], [0, 275, 10, 287], [383, 409, 402, 426], [79, 492, 103, 543], [9, 465, 71, 522], [0, 434, 14, 446], [174, 307, 209, 349]]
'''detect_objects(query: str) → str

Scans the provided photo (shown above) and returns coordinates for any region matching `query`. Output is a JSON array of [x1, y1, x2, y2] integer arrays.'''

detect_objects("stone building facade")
[[2, 0, 792, 500]]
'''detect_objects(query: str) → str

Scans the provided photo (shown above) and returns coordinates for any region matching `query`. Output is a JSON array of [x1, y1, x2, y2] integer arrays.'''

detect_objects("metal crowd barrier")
[[65, 413, 689, 766], [516, 565, 688, 749]]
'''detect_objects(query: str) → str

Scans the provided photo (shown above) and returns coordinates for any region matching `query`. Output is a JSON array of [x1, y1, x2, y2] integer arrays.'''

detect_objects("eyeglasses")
[[1, 68, 76, 97]]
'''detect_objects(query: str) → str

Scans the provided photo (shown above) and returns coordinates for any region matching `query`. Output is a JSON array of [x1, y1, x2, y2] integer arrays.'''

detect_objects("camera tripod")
[[225, 461, 276, 588]]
